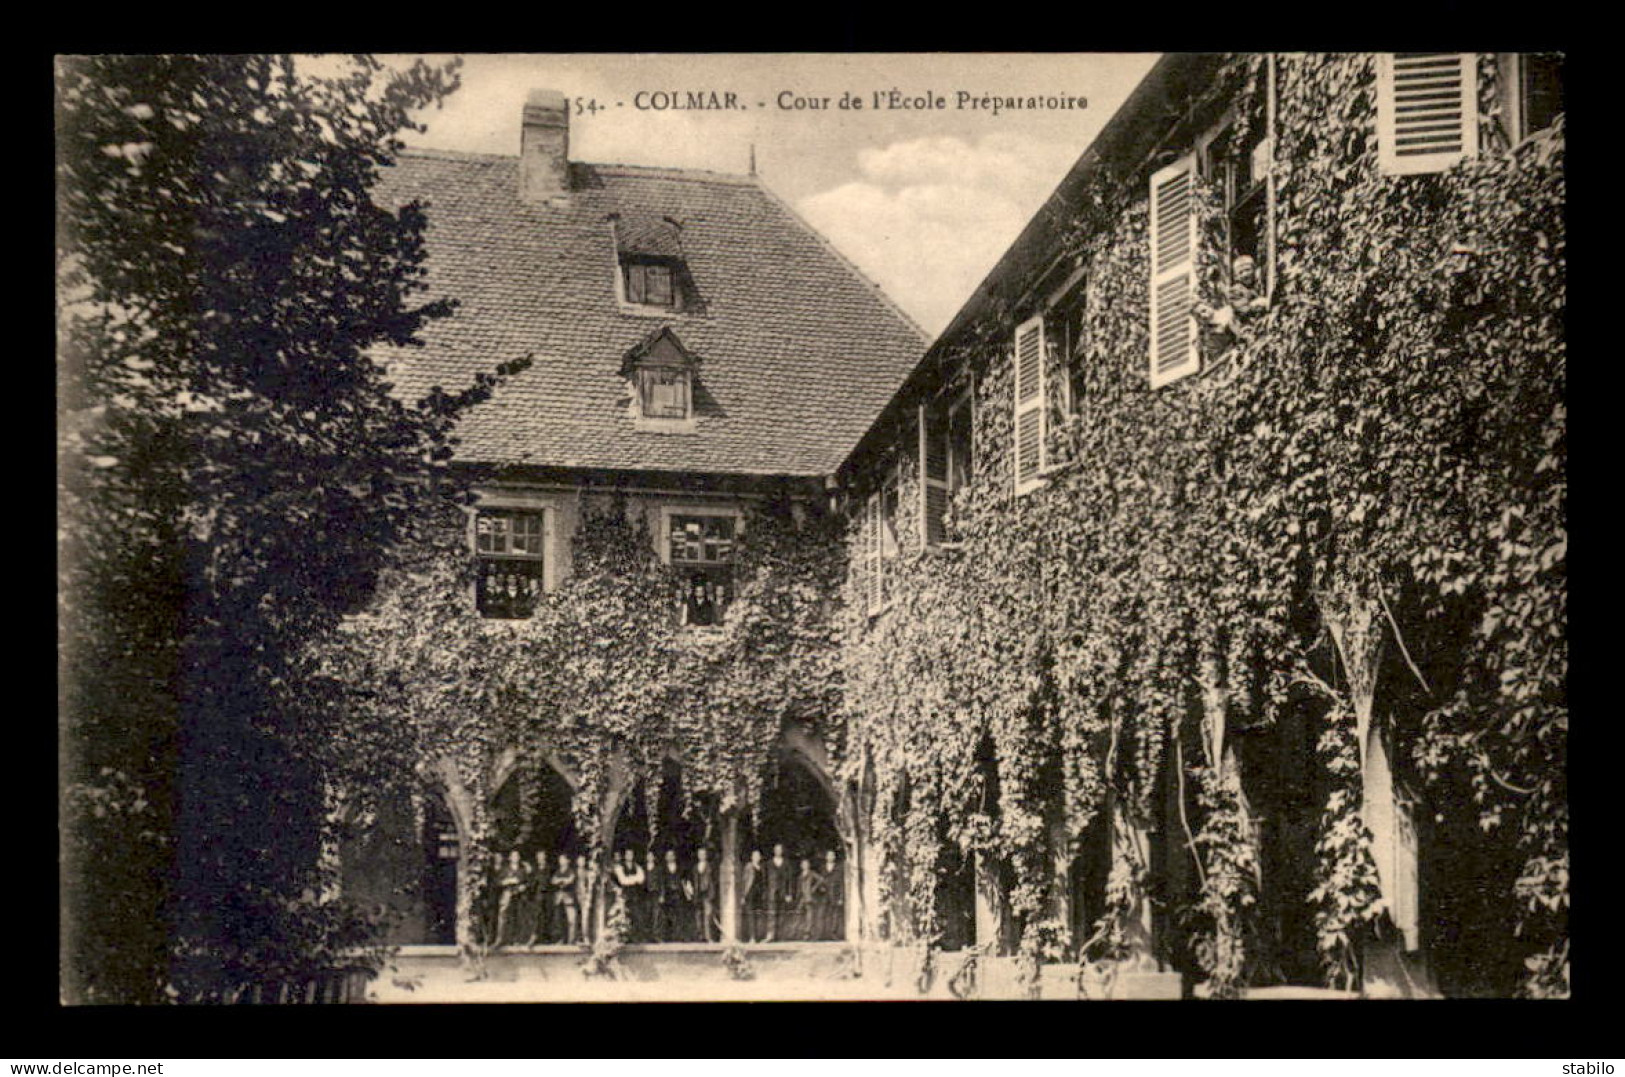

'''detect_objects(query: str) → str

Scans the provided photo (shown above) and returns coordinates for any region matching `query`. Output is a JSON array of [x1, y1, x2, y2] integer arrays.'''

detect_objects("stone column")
[[720, 812, 739, 944], [1321, 587, 1425, 996], [973, 851, 1001, 952]]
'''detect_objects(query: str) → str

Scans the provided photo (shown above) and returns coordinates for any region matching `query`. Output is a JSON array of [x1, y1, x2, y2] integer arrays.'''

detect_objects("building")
[[832, 53, 1565, 998], [337, 91, 926, 957], [344, 54, 1565, 1000]]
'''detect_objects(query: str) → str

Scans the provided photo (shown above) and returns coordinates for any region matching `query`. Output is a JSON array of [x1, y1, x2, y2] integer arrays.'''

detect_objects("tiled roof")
[[372, 149, 929, 478]]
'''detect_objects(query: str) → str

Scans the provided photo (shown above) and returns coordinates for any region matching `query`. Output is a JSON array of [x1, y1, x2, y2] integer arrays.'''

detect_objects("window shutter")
[[625, 264, 646, 304], [864, 493, 882, 613], [1377, 53, 1478, 176], [1013, 315, 1045, 493], [920, 403, 950, 545], [1149, 154, 1200, 389]]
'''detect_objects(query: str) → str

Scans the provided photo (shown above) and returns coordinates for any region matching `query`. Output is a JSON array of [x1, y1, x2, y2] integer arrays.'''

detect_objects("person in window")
[[1195, 253, 1269, 352], [682, 575, 716, 627], [549, 852, 578, 945]]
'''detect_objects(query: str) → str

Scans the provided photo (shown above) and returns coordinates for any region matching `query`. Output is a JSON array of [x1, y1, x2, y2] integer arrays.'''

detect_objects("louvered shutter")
[[855, 496, 873, 612], [920, 403, 950, 545], [866, 492, 883, 613], [1013, 315, 1045, 493], [1149, 154, 1200, 389], [1377, 53, 1479, 176]]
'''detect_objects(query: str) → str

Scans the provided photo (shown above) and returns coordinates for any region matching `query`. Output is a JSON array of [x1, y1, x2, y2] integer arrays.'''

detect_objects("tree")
[[57, 54, 523, 1003]]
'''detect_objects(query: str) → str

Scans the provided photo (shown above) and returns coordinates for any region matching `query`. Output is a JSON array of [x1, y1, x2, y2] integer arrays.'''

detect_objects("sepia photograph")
[[56, 52, 1566, 1005]]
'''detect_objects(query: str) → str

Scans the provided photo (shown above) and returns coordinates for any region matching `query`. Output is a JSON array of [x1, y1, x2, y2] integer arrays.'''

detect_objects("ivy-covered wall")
[[322, 482, 850, 948], [837, 53, 1565, 998]]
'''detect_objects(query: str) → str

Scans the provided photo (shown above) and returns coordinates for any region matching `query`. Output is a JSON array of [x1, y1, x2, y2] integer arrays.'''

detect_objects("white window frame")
[[659, 503, 743, 628], [656, 503, 743, 567]]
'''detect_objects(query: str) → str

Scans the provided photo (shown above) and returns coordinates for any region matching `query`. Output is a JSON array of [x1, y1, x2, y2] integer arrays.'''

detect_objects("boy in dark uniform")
[[821, 849, 844, 940], [793, 856, 818, 940], [763, 843, 790, 942], [549, 852, 578, 945], [739, 848, 763, 943], [692, 846, 719, 942]]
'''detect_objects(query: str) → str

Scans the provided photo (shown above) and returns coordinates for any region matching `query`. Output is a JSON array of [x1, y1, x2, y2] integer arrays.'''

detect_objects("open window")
[[1199, 115, 1271, 297], [475, 507, 550, 619], [1498, 53, 1563, 145], [663, 508, 738, 627], [857, 471, 899, 614]]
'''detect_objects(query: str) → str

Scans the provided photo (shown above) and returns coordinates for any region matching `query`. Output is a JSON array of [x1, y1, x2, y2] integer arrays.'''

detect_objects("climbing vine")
[[840, 53, 1564, 997], [313, 488, 847, 946]]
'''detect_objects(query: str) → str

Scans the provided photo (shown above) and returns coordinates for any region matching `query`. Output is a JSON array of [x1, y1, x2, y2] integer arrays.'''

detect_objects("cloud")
[[798, 134, 1078, 335]]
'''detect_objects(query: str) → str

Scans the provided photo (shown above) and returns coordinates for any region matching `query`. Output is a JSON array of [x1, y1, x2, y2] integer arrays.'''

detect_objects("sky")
[[394, 54, 1160, 336]]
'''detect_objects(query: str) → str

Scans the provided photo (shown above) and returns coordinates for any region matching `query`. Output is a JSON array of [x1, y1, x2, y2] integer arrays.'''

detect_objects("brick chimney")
[[520, 89, 570, 203]]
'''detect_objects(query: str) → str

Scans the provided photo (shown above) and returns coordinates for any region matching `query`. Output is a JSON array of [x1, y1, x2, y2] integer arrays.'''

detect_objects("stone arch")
[[488, 742, 580, 799]]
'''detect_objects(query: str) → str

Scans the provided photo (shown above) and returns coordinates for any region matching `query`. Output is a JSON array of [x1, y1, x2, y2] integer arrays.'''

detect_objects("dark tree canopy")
[[57, 54, 524, 1003]]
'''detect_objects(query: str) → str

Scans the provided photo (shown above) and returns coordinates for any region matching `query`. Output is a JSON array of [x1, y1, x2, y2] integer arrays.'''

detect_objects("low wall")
[[370, 943, 1185, 1002]]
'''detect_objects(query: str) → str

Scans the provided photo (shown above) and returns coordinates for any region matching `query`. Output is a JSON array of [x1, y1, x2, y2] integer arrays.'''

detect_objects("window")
[[1200, 119, 1270, 294], [1377, 53, 1479, 176], [922, 387, 974, 545], [622, 327, 702, 429], [1049, 280, 1088, 416], [638, 366, 690, 420], [668, 512, 736, 626], [947, 391, 974, 498], [475, 508, 548, 619], [624, 259, 676, 308], [1500, 53, 1563, 143], [1013, 314, 1046, 493]]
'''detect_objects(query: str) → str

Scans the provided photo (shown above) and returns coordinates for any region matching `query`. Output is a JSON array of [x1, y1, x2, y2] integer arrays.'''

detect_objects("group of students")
[[738, 844, 845, 944], [476, 841, 844, 948]]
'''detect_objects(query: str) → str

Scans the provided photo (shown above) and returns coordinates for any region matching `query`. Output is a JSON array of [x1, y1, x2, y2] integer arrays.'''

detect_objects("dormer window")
[[625, 258, 677, 308], [622, 326, 702, 431], [612, 213, 693, 313], [639, 365, 690, 419]]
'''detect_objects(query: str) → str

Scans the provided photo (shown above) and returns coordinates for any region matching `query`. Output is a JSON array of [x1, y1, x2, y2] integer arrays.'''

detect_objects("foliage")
[[1306, 703, 1382, 991], [721, 944, 755, 981], [838, 53, 1563, 997], [325, 491, 848, 944], [55, 53, 526, 1002], [581, 891, 629, 980]]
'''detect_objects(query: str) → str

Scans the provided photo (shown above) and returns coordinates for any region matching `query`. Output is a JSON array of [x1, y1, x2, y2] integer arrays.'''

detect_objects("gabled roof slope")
[[373, 149, 928, 477]]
